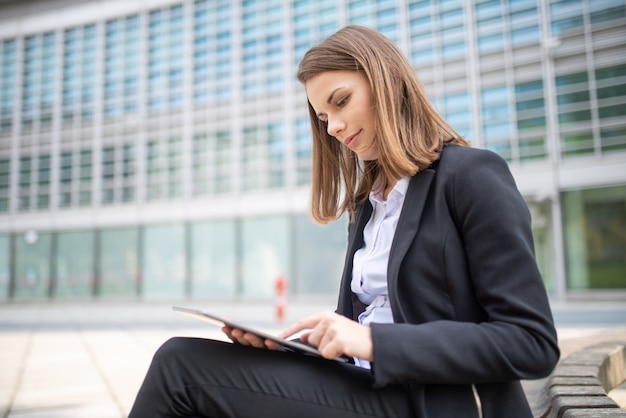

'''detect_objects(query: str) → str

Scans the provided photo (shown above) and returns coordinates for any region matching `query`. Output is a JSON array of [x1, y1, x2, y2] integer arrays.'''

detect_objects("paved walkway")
[[1, 300, 625, 417]]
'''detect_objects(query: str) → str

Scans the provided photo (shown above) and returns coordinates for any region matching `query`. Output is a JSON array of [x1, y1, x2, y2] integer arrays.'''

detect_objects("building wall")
[[0, 0, 624, 302]]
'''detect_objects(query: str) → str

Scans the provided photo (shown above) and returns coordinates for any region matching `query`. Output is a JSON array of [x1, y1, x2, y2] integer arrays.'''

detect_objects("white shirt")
[[351, 177, 410, 368]]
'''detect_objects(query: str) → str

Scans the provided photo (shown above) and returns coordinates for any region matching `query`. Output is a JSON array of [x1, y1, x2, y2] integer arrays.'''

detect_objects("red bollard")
[[275, 275, 287, 323]]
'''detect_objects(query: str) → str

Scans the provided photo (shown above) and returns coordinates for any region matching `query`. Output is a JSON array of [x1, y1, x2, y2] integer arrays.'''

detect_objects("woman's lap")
[[128, 337, 413, 418]]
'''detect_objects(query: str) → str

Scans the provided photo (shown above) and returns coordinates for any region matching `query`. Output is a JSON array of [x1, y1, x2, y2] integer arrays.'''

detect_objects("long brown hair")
[[297, 25, 469, 224]]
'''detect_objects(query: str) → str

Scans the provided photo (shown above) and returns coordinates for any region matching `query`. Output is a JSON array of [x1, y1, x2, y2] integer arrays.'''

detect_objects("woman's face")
[[305, 70, 379, 161]]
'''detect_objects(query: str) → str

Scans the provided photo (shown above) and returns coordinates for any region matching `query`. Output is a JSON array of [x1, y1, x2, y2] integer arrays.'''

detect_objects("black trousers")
[[128, 337, 414, 418]]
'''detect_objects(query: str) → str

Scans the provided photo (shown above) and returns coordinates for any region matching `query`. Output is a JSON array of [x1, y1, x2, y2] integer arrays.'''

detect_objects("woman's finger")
[[278, 311, 333, 339], [242, 331, 267, 348]]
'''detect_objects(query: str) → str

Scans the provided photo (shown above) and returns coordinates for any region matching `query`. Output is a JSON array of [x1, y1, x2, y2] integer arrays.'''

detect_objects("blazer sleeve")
[[369, 147, 560, 387]]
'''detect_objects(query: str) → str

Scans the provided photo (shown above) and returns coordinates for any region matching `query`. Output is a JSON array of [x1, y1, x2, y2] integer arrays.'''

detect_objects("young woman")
[[128, 26, 559, 418]]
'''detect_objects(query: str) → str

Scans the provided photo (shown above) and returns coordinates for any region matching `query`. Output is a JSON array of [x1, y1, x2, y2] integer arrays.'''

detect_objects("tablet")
[[172, 306, 347, 362]]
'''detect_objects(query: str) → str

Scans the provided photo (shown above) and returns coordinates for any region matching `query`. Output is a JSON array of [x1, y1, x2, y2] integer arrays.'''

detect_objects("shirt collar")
[[369, 176, 410, 205]]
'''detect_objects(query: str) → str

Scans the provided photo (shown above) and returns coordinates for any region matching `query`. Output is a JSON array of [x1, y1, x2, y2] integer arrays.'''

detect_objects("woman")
[[129, 26, 559, 418]]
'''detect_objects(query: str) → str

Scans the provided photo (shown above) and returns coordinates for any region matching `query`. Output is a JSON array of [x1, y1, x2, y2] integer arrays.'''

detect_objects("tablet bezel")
[[172, 306, 346, 362]]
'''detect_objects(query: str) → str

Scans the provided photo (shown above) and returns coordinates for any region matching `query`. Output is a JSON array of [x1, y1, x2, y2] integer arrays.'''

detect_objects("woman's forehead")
[[305, 71, 368, 99]]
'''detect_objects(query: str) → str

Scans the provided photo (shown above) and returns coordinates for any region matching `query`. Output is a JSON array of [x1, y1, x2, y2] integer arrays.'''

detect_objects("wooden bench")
[[524, 341, 626, 417]]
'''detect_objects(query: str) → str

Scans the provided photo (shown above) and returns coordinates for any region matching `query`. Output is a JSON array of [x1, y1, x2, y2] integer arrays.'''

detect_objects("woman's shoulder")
[[436, 145, 509, 174], [440, 144, 503, 162]]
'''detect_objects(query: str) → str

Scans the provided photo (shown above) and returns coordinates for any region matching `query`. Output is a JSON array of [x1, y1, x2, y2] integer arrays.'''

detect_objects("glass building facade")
[[0, 0, 624, 302]]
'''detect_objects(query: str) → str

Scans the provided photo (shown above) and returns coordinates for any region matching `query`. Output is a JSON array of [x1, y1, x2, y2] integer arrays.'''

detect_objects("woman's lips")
[[343, 130, 361, 148]]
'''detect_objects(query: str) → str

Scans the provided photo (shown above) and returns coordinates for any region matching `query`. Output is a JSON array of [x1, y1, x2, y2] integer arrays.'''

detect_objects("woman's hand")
[[280, 311, 373, 361], [222, 326, 281, 350]]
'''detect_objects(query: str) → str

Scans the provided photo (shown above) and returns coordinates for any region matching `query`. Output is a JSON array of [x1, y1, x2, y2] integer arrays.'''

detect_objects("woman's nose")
[[326, 116, 345, 138]]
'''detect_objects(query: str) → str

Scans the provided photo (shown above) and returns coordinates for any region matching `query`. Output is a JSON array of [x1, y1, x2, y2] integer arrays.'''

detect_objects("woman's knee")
[[152, 337, 197, 364]]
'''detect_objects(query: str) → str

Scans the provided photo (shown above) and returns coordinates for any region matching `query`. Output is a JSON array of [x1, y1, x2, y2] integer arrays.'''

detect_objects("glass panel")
[[143, 223, 186, 299], [441, 41, 466, 60], [191, 220, 236, 298], [551, 15, 584, 36], [515, 80, 543, 94], [526, 200, 554, 294], [596, 84, 626, 100], [295, 117, 311, 154], [590, 5, 625, 25], [562, 186, 626, 290], [99, 228, 138, 297], [55, 230, 94, 298], [478, 33, 504, 53], [14, 231, 51, 300], [596, 64, 626, 80], [517, 116, 546, 130], [598, 104, 626, 119], [241, 216, 290, 298], [600, 126, 626, 152], [519, 136, 547, 160], [294, 214, 347, 295], [561, 131, 593, 156], [557, 90, 590, 105], [556, 71, 588, 88], [0, 234, 9, 300], [516, 98, 544, 111], [558, 109, 591, 125]]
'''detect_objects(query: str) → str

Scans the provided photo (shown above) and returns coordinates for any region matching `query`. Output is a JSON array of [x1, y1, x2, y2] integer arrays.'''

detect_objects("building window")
[[509, 4, 540, 46], [36, 154, 50, 209], [190, 220, 237, 298], [562, 185, 626, 290], [515, 80, 547, 160], [99, 227, 138, 297], [241, 0, 284, 98], [292, 0, 338, 71], [294, 213, 347, 294], [55, 230, 94, 298], [589, 1, 625, 26], [347, 0, 399, 43], [0, 234, 9, 300], [14, 231, 52, 300], [444, 92, 473, 140], [79, 150, 92, 206], [145, 136, 182, 200], [0, 39, 16, 135], [193, 0, 233, 106], [242, 123, 285, 191], [481, 85, 513, 160], [550, 4, 584, 37], [192, 130, 232, 195], [63, 25, 96, 126], [21, 33, 56, 131], [18, 156, 32, 210], [0, 158, 10, 212], [556, 70, 594, 156], [142, 223, 187, 299], [101, 146, 115, 204], [595, 64, 626, 152], [147, 5, 185, 113], [104, 15, 140, 120], [295, 118, 312, 186], [240, 216, 290, 298], [146, 140, 162, 200], [122, 144, 135, 202]]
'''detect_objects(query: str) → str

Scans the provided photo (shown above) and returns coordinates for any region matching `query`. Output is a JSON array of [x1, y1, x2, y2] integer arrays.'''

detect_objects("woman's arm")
[[369, 147, 560, 387]]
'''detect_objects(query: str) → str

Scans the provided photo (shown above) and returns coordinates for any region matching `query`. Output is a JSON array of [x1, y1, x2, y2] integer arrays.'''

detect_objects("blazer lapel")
[[336, 201, 372, 318], [387, 168, 436, 322]]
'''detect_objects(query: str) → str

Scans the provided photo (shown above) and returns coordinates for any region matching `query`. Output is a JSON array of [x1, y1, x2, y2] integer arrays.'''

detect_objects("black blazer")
[[336, 146, 560, 418]]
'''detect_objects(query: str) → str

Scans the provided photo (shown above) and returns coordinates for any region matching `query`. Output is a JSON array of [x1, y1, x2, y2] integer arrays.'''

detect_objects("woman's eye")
[[337, 95, 350, 107]]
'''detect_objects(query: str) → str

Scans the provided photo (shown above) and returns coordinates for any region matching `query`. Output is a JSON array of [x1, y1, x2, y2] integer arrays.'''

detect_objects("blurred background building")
[[0, 0, 624, 303]]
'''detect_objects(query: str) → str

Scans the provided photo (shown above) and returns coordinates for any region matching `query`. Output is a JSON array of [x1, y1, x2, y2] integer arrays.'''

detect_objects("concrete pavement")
[[1, 299, 625, 417]]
